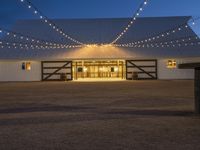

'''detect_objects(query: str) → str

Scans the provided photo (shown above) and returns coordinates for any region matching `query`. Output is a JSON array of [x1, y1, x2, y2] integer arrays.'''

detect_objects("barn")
[[0, 16, 200, 81]]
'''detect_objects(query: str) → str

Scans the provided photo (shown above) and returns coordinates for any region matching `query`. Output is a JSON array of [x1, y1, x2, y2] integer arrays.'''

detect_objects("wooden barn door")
[[126, 60, 157, 80], [41, 61, 73, 81]]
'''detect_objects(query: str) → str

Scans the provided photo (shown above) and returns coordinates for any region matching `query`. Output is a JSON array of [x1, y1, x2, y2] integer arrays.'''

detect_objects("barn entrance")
[[41, 59, 158, 81], [73, 60, 126, 81]]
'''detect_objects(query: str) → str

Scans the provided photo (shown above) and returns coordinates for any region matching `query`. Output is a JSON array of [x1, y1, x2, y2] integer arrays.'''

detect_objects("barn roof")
[[0, 16, 200, 60]]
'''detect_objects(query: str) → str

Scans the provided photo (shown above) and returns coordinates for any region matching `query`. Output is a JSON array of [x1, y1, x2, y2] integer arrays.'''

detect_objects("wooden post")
[[195, 67, 200, 114], [41, 61, 44, 81], [179, 63, 200, 114]]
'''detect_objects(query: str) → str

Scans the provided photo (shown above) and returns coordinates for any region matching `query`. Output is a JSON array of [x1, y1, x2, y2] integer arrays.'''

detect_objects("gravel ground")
[[0, 80, 199, 150]]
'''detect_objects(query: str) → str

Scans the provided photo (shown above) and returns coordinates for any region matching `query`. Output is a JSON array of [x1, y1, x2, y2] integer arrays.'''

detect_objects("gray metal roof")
[[0, 16, 200, 60]]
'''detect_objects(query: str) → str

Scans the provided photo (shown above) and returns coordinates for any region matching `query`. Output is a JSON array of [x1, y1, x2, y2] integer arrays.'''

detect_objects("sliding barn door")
[[41, 61, 73, 81], [126, 60, 157, 80]]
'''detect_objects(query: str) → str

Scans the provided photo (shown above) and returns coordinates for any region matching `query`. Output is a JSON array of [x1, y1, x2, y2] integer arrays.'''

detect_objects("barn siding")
[[0, 61, 41, 81], [158, 59, 195, 80]]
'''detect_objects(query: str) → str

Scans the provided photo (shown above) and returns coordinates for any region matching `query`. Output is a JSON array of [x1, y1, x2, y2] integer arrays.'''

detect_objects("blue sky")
[[0, 0, 200, 33]]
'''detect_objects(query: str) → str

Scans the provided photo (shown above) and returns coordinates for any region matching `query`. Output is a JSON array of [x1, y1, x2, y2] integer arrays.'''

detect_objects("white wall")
[[158, 58, 198, 80], [0, 61, 41, 82], [0, 58, 199, 81]]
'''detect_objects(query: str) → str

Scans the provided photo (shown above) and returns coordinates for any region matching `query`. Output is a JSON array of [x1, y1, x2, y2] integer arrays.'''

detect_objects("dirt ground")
[[0, 80, 199, 150]]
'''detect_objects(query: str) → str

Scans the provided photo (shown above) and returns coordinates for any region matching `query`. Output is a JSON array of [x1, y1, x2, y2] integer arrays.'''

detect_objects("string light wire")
[[119, 17, 200, 46], [19, 0, 84, 45], [0, 27, 67, 47], [110, 0, 149, 44], [0, 40, 83, 50]]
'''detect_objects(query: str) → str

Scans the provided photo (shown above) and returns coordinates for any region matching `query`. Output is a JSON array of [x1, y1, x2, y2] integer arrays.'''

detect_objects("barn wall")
[[0, 61, 41, 81], [158, 58, 196, 80], [0, 58, 199, 81]]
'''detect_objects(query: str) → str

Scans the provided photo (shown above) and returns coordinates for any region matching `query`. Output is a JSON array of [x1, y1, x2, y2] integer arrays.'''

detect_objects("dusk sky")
[[0, 0, 200, 33]]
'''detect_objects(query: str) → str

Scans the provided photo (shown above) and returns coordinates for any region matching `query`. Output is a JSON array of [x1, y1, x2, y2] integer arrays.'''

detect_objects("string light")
[[0, 41, 82, 50], [110, 0, 149, 44], [119, 17, 200, 46], [0, 27, 66, 47], [131, 35, 200, 46], [3, 2, 200, 49], [115, 35, 200, 48], [19, 0, 84, 45], [115, 41, 200, 48], [117, 35, 200, 47]]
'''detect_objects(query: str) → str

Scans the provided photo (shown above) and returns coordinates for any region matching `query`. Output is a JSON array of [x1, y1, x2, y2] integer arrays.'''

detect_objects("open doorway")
[[73, 60, 125, 81]]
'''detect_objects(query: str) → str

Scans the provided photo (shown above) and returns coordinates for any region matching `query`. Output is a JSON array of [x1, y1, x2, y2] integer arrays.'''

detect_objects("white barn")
[[0, 16, 200, 81]]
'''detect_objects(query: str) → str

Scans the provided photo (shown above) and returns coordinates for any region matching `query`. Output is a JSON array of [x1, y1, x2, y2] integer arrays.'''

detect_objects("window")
[[22, 62, 26, 70], [22, 62, 31, 71], [167, 60, 177, 69], [26, 62, 31, 70]]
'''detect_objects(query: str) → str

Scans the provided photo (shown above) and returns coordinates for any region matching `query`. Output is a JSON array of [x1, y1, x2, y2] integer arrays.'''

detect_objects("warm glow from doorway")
[[85, 44, 113, 48]]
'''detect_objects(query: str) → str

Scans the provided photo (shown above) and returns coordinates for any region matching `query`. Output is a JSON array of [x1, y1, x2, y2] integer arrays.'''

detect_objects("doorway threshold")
[[73, 78, 126, 82]]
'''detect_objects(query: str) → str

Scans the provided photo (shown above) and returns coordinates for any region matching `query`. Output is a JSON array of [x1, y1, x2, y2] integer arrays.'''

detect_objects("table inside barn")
[[179, 63, 200, 114]]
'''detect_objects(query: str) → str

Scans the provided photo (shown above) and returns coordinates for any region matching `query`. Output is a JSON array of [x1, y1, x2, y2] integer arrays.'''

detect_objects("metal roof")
[[0, 16, 200, 60]]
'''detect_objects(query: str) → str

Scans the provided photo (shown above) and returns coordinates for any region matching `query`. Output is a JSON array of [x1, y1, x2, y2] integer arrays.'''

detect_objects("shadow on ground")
[[0, 104, 195, 126]]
